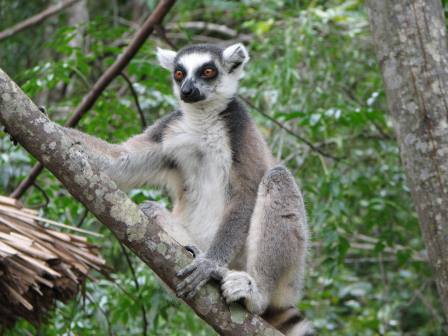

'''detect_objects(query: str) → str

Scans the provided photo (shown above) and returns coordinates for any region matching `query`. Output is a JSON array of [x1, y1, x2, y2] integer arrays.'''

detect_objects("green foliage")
[[0, 0, 446, 335]]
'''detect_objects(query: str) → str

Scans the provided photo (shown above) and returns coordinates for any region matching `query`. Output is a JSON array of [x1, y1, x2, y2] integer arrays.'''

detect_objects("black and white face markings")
[[173, 58, 220, 103], [172, 48, 223, 103], [156, 44, 250, 106]]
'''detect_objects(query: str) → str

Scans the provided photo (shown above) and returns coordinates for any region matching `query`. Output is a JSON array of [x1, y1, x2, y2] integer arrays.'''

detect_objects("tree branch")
[[0, 0, 81, 41], [0, 69, 282, 335], [10, 0, 176, 199]]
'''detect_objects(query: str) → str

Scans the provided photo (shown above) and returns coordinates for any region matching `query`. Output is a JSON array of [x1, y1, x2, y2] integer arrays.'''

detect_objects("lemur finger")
[[223, 271, 254, 287], [38, 106, 47, 115], [223, 274, 250, 286], [185, 279, 207, 300], [222, 279, 250, 294], [9, 135, 17, 146], [176, 271, 201, 296], [184, 245, 201, 258], [176, 263, 197, 278], [224, 273, 244, 282]]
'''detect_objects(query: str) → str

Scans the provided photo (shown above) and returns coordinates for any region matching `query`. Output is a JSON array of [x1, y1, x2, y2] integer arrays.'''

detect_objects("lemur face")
[[157, 44, 249, 106]]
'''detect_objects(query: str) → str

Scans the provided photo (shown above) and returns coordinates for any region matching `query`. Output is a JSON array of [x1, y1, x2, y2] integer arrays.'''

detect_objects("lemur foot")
[[221, 271, 254, 303], [176, 244, 226, 300], [221, 271, 266, 314]]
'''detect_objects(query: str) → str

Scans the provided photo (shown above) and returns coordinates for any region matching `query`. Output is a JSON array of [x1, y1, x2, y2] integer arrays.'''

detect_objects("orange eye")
[[202, 67, 216, 79], [174, 70, 184, 81]]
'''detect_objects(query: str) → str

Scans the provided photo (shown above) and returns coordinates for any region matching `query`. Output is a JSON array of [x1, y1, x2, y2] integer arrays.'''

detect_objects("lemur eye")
[[201, 67, 217, 79], [174, 70, 184, 81]]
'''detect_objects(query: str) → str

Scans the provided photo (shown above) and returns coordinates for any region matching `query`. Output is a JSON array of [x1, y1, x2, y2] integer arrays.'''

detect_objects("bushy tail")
[[262, 306, 314, 336]]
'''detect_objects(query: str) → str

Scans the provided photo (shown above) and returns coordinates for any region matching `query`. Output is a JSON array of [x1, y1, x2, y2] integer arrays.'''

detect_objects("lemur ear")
[[222, 43, 250, 73], [157, 47, 177, 70]]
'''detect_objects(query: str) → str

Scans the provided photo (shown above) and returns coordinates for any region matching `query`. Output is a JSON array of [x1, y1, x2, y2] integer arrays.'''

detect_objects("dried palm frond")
[[0, 195, 107, 327]]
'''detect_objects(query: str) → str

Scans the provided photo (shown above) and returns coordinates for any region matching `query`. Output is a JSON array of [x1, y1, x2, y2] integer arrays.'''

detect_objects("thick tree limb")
[[366, 0, 448, 319], [0, 69, 282, 335], [0, 0, 81, 41], [10, 0, 176, 199]]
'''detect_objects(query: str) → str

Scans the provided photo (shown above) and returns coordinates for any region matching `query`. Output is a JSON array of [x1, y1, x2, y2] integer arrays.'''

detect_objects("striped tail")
[[262, 306, 314, 336]]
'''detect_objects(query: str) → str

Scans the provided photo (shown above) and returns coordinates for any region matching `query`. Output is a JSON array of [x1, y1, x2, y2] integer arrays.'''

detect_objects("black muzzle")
[[180, 80, 204, 103]]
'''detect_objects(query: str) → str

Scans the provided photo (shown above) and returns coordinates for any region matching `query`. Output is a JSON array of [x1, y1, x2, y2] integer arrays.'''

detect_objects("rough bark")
[[366, 0, 448, 319], [0, 0, 81, 41], [10, 0, 176, 199], [0, 69, 282, 335]]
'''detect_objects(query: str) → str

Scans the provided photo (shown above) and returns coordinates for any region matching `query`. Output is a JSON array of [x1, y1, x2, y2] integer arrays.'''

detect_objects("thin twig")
[[167, 32, 224, 44], [100, 270, 140, 302], [10, 0, 177, 199], [370, 119, 393, 140], [415, 288, 444, 324], [31, 181, 50, 208], [167, 32, 252, 44], [241, 97, 343, 161], [341, 85, 394, 141], [76, 206, 89, 227], [0, 0, 81, 41], [120, 72, 147, 128], [344, 256, 397, 263], [166, 21, 238, 38], [120, 243, 149, 336], [85, 293, 113, 336], [155, 25, 177, 49], [116, 17, 141, 30]]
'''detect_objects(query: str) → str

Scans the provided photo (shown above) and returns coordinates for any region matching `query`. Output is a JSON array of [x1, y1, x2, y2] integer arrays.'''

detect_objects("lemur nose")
[[181, 87, 193, 96], [181, 80, 195, 96], [180, 81, 202, 102]]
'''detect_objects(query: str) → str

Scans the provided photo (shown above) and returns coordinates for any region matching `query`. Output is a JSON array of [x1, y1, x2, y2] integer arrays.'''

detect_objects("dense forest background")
[[0, 0, 447, 335]]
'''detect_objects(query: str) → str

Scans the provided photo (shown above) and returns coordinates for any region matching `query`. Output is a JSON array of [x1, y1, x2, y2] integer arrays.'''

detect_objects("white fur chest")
[[165, 115, 232, 250]]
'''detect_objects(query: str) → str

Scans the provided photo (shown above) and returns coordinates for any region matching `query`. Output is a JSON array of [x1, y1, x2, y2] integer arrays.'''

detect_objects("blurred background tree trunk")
[[366, 0, 448, 320], [62, 0, 89, 98]]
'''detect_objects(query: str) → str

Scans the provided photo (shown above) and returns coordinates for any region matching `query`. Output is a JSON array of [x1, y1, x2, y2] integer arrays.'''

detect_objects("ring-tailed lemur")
[[64, 43, 312, 335]]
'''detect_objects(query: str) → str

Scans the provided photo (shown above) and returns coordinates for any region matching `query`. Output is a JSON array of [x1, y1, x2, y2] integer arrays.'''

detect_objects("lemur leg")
[[221, 166, 309, 315], [139, 201, 194, 247]]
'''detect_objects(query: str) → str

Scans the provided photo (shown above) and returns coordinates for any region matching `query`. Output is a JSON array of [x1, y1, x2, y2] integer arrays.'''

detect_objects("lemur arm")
[[205, 193, 255, 264], [64, 127, 132, 159], [63, 127, 166, 190]]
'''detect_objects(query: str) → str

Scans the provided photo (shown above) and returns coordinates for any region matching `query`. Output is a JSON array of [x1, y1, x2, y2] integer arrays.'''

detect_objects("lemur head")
[[157, 43, 249, 108]]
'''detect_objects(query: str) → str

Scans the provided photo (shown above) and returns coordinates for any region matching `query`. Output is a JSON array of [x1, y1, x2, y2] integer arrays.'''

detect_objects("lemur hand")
[[176, 245, 226, 300]]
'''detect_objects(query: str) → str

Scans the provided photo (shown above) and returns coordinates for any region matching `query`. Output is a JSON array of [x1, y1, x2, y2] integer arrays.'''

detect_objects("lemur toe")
[[184, 245, 202, 258], [221, 271, 254, 303], [223, 288, 249, 303], [38, 106, 47, 115]]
